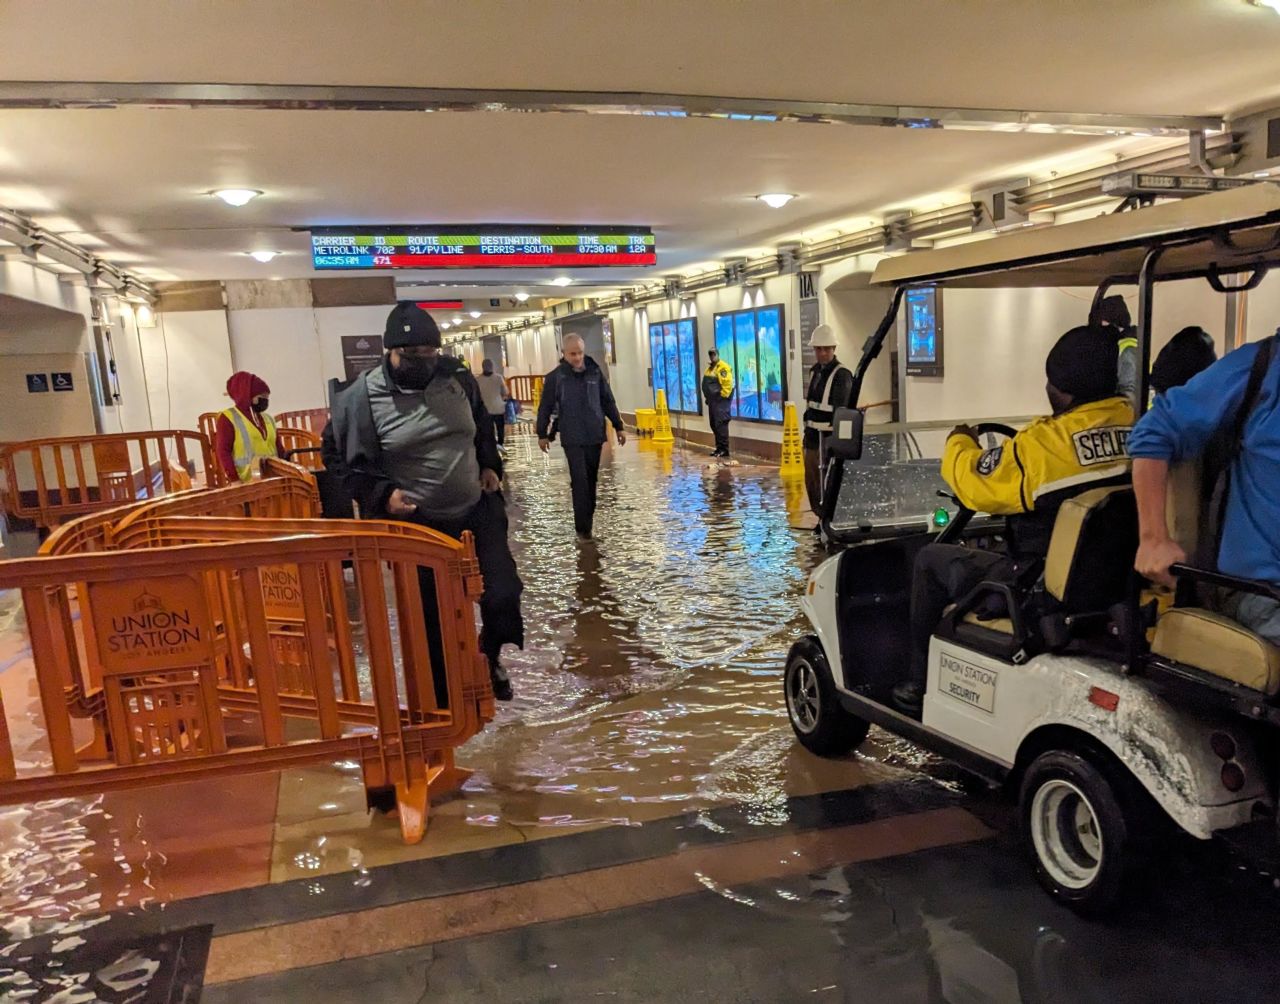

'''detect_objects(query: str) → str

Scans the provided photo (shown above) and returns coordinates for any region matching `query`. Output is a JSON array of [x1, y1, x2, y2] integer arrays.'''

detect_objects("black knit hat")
[[1046, 326, 1118, 403], [1093, 294, 1131, 332], [1151, 326, 1217, 394], [384, 302, 442, 348]]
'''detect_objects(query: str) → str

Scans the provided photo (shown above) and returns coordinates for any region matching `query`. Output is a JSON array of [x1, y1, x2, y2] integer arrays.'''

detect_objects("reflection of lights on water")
[[293, 852, 322, 871]]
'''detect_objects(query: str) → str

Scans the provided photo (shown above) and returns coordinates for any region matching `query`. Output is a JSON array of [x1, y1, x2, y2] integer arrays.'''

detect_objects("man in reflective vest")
[[702, 349, 734, 458], [215, 371, 283, 483], [802, 325, 854, 516]]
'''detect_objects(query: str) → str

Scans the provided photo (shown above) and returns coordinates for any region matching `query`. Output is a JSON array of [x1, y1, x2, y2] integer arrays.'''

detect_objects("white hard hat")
[[810, 324, 838, 348]]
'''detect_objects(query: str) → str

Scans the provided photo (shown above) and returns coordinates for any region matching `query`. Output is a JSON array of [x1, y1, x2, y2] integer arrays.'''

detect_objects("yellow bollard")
[[780, 402, 804, 475], [652, 390, 675, 443]]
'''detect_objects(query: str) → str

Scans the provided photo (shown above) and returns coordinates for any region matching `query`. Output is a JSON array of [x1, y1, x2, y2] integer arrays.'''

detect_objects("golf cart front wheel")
[[784, 637, 870, 757], [1020, 750, 1132, 916]]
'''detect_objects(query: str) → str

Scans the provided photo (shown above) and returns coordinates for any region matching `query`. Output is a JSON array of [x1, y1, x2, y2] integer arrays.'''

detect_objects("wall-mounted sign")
[[52, 372, 74, 392], [26, 373, 48, 393], [311, 225, 656, 270], [341, 334, 384, 381]]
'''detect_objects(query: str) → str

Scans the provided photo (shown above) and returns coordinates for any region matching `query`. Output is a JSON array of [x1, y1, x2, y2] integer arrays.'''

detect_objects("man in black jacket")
[[536, 334, 627, 541], [327, 303, 523, 701]]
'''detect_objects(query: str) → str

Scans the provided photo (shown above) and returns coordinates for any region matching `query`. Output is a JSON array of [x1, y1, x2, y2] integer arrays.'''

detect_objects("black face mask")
[[252, 398, 269, 413], [393, 356, 436, 389]]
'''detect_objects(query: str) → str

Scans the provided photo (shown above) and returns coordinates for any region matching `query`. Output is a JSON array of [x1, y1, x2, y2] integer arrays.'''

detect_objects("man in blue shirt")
[[1129, 337, 1280, 642]]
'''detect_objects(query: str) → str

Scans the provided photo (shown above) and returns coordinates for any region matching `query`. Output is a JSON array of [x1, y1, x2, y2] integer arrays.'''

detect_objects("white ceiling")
[[0, 0, 1278, 288]]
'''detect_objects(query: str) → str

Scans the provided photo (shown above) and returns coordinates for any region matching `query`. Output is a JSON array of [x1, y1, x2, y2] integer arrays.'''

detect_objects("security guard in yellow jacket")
[[702, 349, 735, 458], [894, 326, 1134, 714]]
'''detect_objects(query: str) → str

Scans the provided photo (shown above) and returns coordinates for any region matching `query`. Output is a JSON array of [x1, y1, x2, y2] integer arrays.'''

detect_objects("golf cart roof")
[[870, 184, 1280, 289]]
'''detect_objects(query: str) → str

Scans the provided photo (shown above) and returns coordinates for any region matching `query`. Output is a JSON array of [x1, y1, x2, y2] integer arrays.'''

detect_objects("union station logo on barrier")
[[260, 564, 305, 620], [89, 574, 214, 672]]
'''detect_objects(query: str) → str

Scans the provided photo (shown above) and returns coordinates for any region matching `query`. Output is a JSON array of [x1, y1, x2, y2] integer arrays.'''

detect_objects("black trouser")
[[908, 544, 1008, 689], [708, 400, 731, 454], [410, 492, 524, 706], [490, 413, 506, 445], [563, 443, 603, 536]]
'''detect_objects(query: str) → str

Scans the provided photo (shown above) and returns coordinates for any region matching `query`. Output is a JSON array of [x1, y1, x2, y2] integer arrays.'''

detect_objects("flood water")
[[0, 430, 932, 940]]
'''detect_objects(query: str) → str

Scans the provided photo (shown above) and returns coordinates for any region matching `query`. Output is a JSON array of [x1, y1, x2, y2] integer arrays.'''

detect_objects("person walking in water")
[[476, 358, 511, 449], [536, 333, 626, 541]]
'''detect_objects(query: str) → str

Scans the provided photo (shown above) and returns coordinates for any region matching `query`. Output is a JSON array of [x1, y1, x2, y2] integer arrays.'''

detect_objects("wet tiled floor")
[[2, 433, 1278, 1001]]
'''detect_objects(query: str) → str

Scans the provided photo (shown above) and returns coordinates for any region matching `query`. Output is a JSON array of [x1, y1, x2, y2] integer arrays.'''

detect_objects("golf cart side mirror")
[[827, 407, 864, 461]]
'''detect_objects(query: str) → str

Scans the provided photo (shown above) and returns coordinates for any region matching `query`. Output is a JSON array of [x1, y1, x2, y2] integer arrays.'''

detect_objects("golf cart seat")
[[1150, 608, 1280, 695], [952, 486, 1136, 657]]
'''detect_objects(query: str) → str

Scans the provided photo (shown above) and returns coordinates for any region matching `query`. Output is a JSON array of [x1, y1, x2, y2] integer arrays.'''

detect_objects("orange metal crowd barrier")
[[276, 408, 330, 436], [197, 411, 219, 447], [0, 469, 492, 843], [276, 428, 325, 471], [506, 374, 544, 406], [0, 431, 218, 531]]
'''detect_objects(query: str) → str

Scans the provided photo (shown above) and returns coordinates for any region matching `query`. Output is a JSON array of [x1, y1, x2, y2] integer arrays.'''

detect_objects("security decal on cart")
[[1072, 426, 1130, 466], [937, 651, 998, 713]]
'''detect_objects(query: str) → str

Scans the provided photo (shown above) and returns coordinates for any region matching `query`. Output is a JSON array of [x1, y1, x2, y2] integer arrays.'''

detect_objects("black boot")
[[488, 656, 514, 702]]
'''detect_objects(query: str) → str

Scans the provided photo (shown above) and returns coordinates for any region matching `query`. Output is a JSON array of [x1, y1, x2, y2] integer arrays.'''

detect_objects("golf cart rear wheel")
[[1020, 750, 1132, 916], [784, 637, 870, 756]]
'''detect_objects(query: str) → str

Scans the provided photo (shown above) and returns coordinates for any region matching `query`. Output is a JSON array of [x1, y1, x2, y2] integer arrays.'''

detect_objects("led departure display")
[[310, 226, 656, 270]]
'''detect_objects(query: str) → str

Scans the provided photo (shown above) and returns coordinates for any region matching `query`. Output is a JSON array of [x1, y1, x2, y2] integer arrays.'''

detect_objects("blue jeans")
[[1235, 594, 1280, 647]]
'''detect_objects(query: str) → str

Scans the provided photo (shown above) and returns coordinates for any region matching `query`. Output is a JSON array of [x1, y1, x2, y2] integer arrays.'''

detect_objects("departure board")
[[310, 225, 656, 270]]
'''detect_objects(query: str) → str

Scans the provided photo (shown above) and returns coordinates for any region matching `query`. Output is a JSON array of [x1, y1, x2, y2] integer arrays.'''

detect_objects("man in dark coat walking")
[[536, 334, 627, 541]]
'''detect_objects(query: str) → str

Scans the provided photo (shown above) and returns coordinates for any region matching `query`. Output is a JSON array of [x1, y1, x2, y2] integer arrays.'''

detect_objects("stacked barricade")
[[275, 408, 330, 437], [0, 430, 219, 531], [0, 460, 493, 843]]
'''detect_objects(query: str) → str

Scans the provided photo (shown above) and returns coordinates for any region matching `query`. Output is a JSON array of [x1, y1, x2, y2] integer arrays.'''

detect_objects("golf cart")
[[784, 184, 1280, 914]]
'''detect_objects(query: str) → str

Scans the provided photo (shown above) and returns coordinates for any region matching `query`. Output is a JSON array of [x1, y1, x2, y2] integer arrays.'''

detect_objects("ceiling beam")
[[0, 81, 1223, 136]]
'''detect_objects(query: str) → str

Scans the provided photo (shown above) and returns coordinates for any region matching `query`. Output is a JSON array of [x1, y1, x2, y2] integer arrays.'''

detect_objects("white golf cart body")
[[803, 554, 1268, 839], [796, 185, 1280, 859]]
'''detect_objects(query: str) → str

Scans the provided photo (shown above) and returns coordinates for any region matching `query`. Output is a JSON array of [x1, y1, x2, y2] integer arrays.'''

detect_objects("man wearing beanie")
[[894, 325, 1134, 715], [328, 302, 523, 702]]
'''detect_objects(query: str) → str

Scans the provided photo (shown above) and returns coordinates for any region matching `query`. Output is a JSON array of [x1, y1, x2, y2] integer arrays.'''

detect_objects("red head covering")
[[226, 371, 270, 413], [226, 371, 271, 433]]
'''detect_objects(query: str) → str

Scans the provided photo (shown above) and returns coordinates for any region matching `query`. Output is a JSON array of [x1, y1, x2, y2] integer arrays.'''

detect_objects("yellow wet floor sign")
[[653, 390, 674, 443], [780, 402, 803, 475]]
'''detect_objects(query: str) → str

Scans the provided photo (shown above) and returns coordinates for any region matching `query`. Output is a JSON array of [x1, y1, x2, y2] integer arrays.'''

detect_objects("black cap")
[[1151, 326, 1217, 394], [1093, 294, 1131, 332], [384, 302, 442, 349], [1046, 326, 1118, 404]]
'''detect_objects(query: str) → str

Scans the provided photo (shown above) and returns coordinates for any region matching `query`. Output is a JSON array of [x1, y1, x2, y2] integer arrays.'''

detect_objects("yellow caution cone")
[[532, 376, 545, 412], [653, 390, 675, 443], [780, 402, 804, 475]]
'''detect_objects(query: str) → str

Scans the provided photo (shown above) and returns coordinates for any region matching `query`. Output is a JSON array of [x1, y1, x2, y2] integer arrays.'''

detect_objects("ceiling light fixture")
[[756, 193, 796, 209], [246, 250, 280, 263], [550, 276, 573, 287], [1248, 0, 1280, 13], [441, 321, 451, 330], [470, 310, 482, 318], [212, 188, 263, 207], [514, 292, 530, 302]]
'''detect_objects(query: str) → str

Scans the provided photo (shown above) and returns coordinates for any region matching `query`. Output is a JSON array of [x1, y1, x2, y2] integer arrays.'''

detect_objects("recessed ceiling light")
[[441, 321, 451, 330], [246, 250, 279, 263], [756, 193, 796, 209], [470, 310, 482, 318], [550, 276, 573, 287], [514, 292, 530, 302], [213, 188, 263, 207]]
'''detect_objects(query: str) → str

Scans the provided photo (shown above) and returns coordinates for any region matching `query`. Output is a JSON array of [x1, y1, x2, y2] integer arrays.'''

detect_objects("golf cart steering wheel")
[[935, 422, 1018, 543]]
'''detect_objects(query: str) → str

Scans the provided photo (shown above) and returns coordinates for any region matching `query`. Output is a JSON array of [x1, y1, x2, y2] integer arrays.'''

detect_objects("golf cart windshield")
[[827, 418, 1030, 540]]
